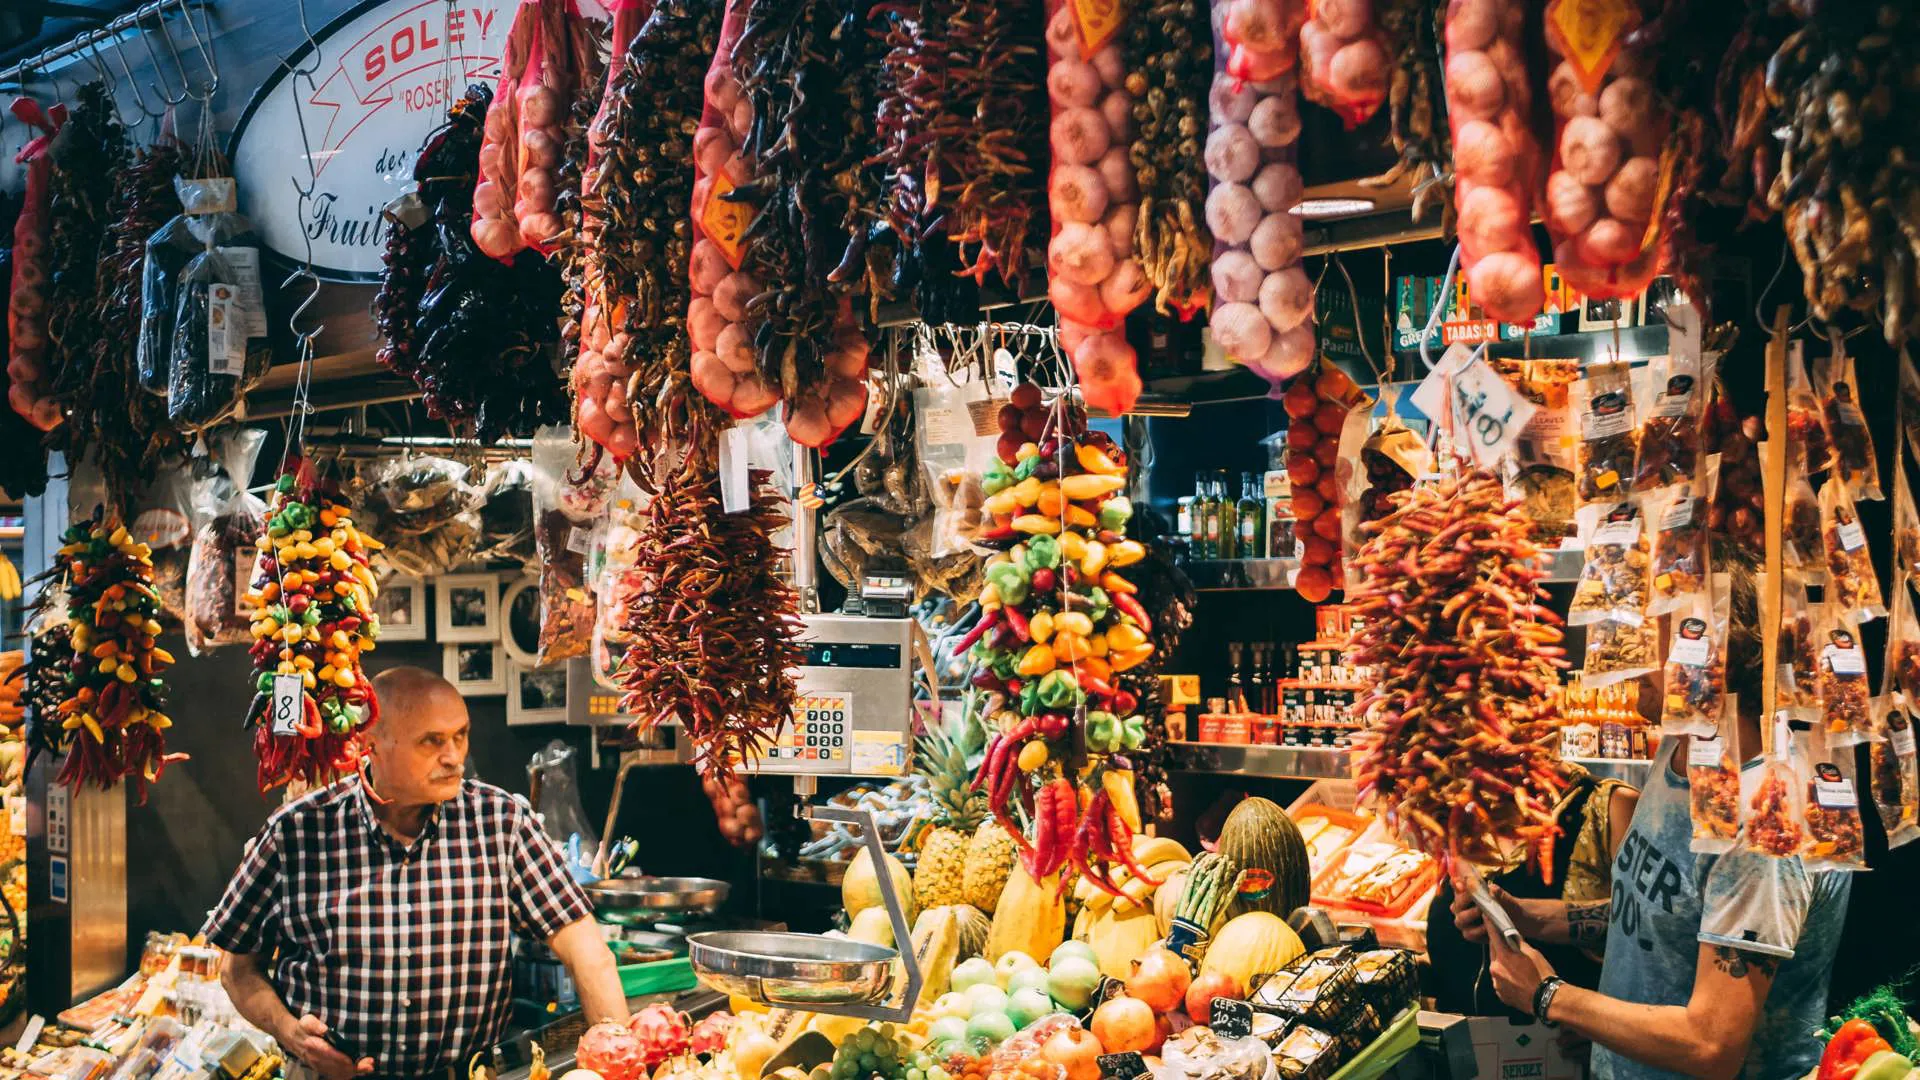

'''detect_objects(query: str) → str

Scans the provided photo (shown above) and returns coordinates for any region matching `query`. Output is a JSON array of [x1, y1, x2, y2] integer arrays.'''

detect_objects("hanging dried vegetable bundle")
[[948, 0, 1047, 298], [53, 512, 180, 799], [64, 137, 188, 513], [577, 0, 724, 463], [1363, 0, 1450, 222], [1763, 3, 1920, 345], [727, 0, 873, 448], [43, 83, 128, 437], [6, 97, 64, 433], [1124, 0, 1213, 315], [1441, 0, 1543, 323], [868, 0, 971, 323], [1348, 470, 1572, 878], [242, 468, 385, 790], [0, 189, 50, 498], [1300, 0, 1391, 126], [613, 440, 802, 779], [551, 19, 608, 409], [375, 84, 570, 441], [472, 0, 599, 259]]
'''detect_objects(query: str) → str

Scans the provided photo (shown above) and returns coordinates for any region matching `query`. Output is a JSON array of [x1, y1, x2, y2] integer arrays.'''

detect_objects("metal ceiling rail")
[[0, 0, 210, 88]]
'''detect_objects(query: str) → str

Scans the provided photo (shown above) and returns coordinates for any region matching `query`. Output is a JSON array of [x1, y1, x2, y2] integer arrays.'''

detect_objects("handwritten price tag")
[[270, 674, 304, 737], [1411, 346, 1536, 468]]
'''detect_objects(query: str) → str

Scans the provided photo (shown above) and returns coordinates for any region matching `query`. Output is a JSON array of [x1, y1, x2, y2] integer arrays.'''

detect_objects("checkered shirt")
[[202, 778, 593, 1078]]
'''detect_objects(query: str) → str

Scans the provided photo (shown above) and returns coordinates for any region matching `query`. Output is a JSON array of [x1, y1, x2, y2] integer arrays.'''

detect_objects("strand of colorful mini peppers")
[[967, 385, 1158, 895], [243, 468, 385, 790], [54, 512, 179, 799]]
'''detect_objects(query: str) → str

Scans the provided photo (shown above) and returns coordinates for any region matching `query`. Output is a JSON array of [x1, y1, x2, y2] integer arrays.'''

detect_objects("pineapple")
[[962, 822, 1018, 913], [912, 726, 984, 910]]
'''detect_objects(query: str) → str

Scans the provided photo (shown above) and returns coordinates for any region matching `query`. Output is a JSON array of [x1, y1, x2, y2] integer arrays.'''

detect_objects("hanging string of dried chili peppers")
[[53, 511, 181, 799], [242, 466, 385, 790]]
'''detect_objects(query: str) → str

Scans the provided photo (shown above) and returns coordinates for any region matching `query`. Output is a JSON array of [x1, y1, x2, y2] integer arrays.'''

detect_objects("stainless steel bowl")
[[688, 931, 897, 1006], [585, 875, 730, 916]]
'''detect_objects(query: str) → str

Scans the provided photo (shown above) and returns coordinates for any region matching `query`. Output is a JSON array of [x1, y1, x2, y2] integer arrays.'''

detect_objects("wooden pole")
[[1758, 308, 1791, 754]]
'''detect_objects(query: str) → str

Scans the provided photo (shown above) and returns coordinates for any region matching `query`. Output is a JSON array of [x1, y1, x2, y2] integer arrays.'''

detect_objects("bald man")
[[205, 667, 627, 1080]]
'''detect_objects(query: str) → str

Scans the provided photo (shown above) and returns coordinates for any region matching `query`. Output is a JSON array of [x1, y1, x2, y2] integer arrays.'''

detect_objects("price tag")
[[1891, 724, 1916, 756], [1209, 999, 1255, 1038], [719, 426, 753, 514], [1410, 348, 1536, 468], [565, 525, 591, 555], [1824, 641, 1866, 676], [992, 347, 1020, 394], [1688, 735, 1726, 769], [270, 674, 305, 737], [1660, 495, 1695, 531], [1096, 1053, 1148, 1080], [1592, 510, 1642, 548], [699, 172, 755, 270], [1838, 518, 1867, 551]]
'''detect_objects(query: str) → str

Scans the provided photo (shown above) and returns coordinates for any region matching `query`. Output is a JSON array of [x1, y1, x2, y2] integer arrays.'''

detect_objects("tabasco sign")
[[227, 0, 517, 280]]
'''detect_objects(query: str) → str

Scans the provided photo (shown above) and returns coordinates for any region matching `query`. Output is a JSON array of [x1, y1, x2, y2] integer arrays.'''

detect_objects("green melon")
[[1216, 796, 1312, 919]]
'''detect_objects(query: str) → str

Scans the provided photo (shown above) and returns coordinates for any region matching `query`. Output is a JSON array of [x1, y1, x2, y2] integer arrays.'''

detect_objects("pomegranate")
[[1041, 1026, 1103, 1080], [1125, 947, 1192, 1013], [1091, 995, 1157, 1052], [577, 1022, 648, 1080], [1184, 972, 1244, 1025]]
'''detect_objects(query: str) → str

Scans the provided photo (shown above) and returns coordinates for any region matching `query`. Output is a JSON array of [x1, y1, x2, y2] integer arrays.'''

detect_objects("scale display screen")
[[801, 642, 902, 669]]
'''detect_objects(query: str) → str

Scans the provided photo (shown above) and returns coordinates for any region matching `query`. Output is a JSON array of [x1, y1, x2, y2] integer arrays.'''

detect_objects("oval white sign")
[[227, 0, 517, 280]]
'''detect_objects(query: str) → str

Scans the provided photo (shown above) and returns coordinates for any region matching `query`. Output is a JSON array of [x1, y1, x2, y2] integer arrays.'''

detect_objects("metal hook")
[[80, 43, 131, 130], [105, 34, 163, 122], [173, 0, 219, 102], [141, 7, 189, 107], [289, 0, 323, 79]]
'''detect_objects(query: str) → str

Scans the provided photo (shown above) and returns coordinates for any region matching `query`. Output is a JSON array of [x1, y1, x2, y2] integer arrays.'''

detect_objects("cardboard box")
[[1465, 1016, 1588, 1080]]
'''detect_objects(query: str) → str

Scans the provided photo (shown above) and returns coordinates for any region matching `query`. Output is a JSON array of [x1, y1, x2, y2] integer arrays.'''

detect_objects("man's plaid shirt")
[[203, 778, 593, 1077]]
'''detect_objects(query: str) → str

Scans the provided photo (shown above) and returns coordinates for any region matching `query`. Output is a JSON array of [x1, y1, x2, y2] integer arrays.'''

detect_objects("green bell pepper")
[[1038, 670, 1081, 709], [1085, 711, 1119, 753], [1087, 586, 1111, 623], [983, 460, 1015, 496], [1020, 681, 1043, 716], [990, 649, 1019, 681], [1014, 455, 1041, 481], [984, 562, 1031, 607], [1023, 534, 1061, 572], [1120, 715, 1146, 750], [1099, 496, 1133, 531]]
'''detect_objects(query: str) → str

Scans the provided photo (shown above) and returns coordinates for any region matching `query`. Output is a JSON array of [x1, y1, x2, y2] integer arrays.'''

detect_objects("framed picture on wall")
[[444, 641, 507, 696], [501, 577, 541, 666], [507, 662, 569, 725], [434, 573, 498, 642], [376, 575, 426, 641]]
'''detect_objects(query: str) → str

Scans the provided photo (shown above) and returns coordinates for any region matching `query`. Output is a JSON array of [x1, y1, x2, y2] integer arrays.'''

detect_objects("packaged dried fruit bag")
[[1813, 606, 1872, 747], [1894, 464, 1920, 588], [1900, 354, 1920, 467], [1443, 0, 1544, 323], [1785, 340, 1830, 478], [1539, 0, 1664, 300], [1574, 361, 1638, 505], [1570, 500, 1650, 626], [1800, 730, 1867, 872], [1204, 12, 1315, 389], [1648, 478, 1711, 617], [1046, 0, 1145, 415], [1776, 571, 1820, 722], [1583, 616, 1656, 687], [1820, 476, 1886, 623], [1300, 0, 1391, 127], [1782, 443, 1824, 580], [1742, 734, 1806, 860], [1885, 579, 1920, 702], [1661, 578, 1727, 737], [1869, 695, 1919, 850], [1633, 346, 1710, 494], [1813, 340, 1883, 502], [1687, 718, 1741, 855]]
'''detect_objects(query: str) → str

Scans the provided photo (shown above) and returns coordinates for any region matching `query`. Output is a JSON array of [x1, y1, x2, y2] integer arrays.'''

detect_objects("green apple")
[[994, 951, 1039, 988], [1048, 941, 1098, 969], [965, 1010, 1017, 1046], [933, 992, 972, 1019], [1008, 967, 1052, 997], [1006, 987, 1053, 1029], [965, 983, 1010, 1016], [1045, 955, 1102, 1011], [929, 1016, 970, 1046], [951, 957, 997, 993]]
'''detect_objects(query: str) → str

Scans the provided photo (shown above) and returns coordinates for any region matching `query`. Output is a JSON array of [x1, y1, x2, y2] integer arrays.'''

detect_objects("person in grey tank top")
[[1453, 546, 1849, 1079]]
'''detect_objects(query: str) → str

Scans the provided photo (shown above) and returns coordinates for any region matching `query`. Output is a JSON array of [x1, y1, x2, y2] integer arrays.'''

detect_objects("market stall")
[[0, 0, 1917, 1078]]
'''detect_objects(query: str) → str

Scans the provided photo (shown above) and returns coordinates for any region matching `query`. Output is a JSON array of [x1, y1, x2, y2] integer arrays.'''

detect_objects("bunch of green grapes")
[[904, 1048, 954, 1080], [830, 1026, 914, 1080]]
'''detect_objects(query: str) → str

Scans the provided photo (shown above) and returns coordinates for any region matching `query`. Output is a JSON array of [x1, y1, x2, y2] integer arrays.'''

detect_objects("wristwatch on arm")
[[1533, 976, 1565, 1028]]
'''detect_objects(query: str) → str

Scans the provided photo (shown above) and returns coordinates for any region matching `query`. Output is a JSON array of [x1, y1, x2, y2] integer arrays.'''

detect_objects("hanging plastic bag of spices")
[[1899, 354, 1920, 468], [1782, 442, 1824, 579], [1777, 571, 1821, 722], [1569, 500, 1650, 626], [1500, 358, 1580, 542], [531, 429, 596, 666], [1820, 476, 1887, 623], [1813, 339, 1882, 502], [1687, 702, 1741, 855], [138, 176, 262, 397], [184, 428, 268, 655], [1885, 581, 1920, 703], [1893, 462, 1920, 590], [1868, 694, 1920, 850], [1785, 340, 1830, 477], [1573, 361, 1638, 505], [1800, 728, 1867, 872], [167, 246, 268, 431], [1813, 605, 1873, 747], [128, 457, 197, 622], [1582, 617, 1657, 687], [1648, 475, 1713, 617], [1741, 728, 1807, 860], [1661, 576, 1728, 737], [590, 474, 647, 691], [1632, 347, 1711, 494]]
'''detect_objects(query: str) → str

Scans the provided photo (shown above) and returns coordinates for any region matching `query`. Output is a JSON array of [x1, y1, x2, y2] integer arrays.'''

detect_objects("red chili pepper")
[[956, 608, 1002, 653], [971, 734, 1003, 792], [1002, 604, 1031, 643], [1112, 592, 1153, 634], [298, 696, 323, 739]]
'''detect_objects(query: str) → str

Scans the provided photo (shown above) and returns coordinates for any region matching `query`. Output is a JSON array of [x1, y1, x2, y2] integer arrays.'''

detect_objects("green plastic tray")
[[618, 956, 697, 998], [1327, 1008, 1421, 1080]]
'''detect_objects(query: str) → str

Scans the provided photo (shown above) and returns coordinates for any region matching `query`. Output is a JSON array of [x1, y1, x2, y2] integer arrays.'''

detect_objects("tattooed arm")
[[1487, 940, 1778, 1080]]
